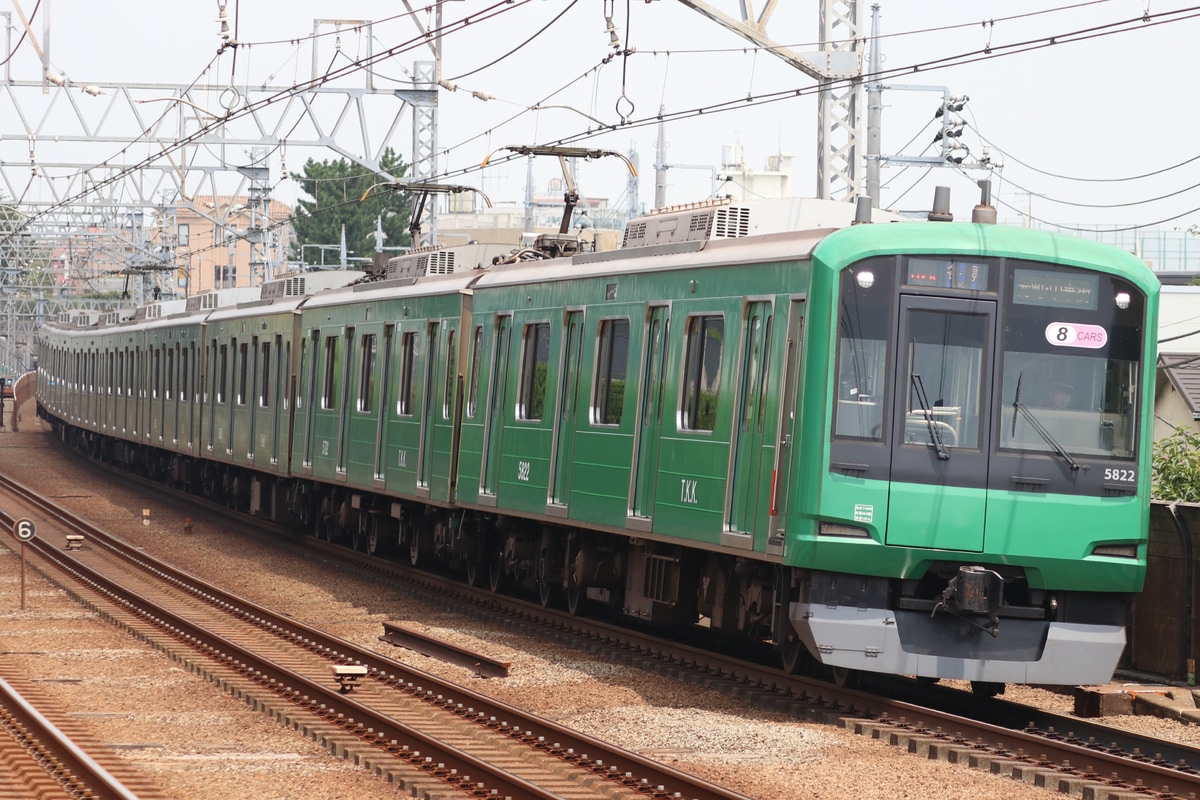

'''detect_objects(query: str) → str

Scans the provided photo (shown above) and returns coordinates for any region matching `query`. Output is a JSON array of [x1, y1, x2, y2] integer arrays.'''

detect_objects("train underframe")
[[49, 415, 1129, 689], [53, 419, 795, 655]]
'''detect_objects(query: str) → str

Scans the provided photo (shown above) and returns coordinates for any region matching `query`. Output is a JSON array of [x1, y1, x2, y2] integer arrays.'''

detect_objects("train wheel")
[[831, 666, 859, 689], [564, 539, 586, 616], [971, 681, 1004, 699], [465, 558, 482, 588], [409, 531, 421, 566], [316, 517, 333, 542], [565, 585, 586, 616], [352, 515, 377, 554], [779, 632, 811, 675], [488, 546, 505, 594], [536, 555, 559, 608]]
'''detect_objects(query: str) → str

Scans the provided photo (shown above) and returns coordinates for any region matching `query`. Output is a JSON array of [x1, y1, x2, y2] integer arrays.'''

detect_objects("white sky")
[[4, 0, 1198, 231]]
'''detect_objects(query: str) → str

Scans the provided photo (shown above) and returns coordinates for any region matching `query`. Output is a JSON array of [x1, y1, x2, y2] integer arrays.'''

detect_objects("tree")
[[1152, 426, 1200, 502], [290, 148, 414, 266]]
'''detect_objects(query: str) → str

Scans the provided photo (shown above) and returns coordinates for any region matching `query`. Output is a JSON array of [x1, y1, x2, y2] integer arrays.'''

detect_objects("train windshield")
[[831, 257, 1146, 478], [997, 262, 1142, 460]]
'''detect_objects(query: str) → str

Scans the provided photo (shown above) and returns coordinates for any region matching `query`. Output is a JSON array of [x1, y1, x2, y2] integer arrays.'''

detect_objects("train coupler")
[[930, 566, 1004, 637]]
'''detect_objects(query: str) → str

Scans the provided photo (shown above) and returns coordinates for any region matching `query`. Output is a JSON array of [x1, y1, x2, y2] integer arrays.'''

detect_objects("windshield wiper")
[[1010, 373, 1081, 472], [910, 374, 949, 461]]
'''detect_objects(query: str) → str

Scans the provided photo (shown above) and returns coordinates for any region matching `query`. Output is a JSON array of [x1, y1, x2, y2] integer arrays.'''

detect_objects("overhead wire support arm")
[[360, 181, 493, 246], [482, 145, 638, 235]]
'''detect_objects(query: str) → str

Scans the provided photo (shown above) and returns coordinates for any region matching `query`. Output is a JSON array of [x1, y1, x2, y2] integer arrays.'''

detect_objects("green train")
[[36, 194, 1158, 690]]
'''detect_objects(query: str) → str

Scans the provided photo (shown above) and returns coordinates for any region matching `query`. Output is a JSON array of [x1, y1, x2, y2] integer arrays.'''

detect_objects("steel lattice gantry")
[[0, 4, 452, 367], [674, 0, 864, 201]]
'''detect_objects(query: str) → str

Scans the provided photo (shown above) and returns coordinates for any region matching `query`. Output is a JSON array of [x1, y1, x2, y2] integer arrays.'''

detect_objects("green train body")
[[37, 197, 1158, 686]]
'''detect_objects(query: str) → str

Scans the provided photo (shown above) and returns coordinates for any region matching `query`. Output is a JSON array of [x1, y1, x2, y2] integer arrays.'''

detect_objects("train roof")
[[470, 197, 902, 288], [813, 221, 1160, 295], [301, 267, 484, 309], [620, 196, 902, 249]]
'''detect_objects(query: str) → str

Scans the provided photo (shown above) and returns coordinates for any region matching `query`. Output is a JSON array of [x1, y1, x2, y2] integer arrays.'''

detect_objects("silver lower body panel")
[[791, 600, 1124, 685]]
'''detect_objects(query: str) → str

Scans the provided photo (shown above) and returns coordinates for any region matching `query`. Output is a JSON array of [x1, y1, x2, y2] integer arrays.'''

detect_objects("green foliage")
[[602, 378, 625, 425], [290, 148, 414, 263], [530, 362, 548, 421], [1152, 426, 1200, 501], [696, 390, 719, 431]]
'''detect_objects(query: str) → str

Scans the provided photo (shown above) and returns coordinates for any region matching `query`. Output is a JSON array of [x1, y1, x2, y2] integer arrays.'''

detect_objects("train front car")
[[789, 222, 1157, 688]]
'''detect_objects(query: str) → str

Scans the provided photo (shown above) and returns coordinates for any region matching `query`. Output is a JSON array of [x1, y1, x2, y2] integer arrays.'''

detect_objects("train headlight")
[[1114, 292, 1131, 310], [855, 270, 875, 289], [1091, 544, 1137, 559], [818, 522, 871, 539]]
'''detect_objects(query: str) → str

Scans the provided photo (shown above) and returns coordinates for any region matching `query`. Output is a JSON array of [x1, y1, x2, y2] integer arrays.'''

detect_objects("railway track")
[[0, 660, 161, 800], [0, 471, 752, 800], [21, 441, 1200, 799], [152, 488, 1200, 800]]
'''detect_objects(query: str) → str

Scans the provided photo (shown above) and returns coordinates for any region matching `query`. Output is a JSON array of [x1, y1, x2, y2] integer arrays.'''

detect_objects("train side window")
[[443, 328, 456, 420], [397, 331, 418, 416], [238, 342, 249, 405], [217, 344, 228, 404], [681, 314, 724, 432], [518, 322, 551, 421], [593, 318, 630, 426], [181, 347, 189, 400], [166, 348, 175, 400], [359, 333, 377, 412], [153, 348, 161, 399], [321, 336, 337, 410], [466, 325, 483, 419], [832, 265, 892, 442], [260, 342, 271, 408]]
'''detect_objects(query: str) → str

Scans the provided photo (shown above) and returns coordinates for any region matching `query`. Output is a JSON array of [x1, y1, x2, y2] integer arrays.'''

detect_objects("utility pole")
[[865, 4, 883, 207], [236, 147, 271, 285], [655, 106, 668, 209]]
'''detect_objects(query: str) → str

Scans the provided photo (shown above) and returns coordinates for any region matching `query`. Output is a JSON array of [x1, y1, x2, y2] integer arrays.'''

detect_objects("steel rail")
[[0, 473, 753, 800], [13, 528, 562, 800], [381, 621, 511, 678], [31, 442, 1200, 796], [0, 675, 140, 800]]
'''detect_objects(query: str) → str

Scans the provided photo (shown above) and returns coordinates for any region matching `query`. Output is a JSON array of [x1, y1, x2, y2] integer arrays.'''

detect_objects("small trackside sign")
[[14, 518, 35, 541]]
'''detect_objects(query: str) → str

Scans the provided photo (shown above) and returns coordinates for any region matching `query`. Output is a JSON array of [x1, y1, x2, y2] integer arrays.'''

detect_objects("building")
[[173, 196, 294, 296]]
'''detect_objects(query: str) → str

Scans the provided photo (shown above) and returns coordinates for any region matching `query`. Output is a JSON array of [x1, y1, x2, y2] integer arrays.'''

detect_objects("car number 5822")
[[1104, 468, 1136, 482]]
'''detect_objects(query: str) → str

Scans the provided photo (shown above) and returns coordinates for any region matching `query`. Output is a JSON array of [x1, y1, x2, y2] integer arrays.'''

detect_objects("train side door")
[[728, 301, 773, 536], [549, 310, 584, 509], [886, 296, 995, 552], [480, 315, 512, 497], [337, 326, 356, 475], [302, 331, 319, 469], [417, 321, 439, 490], [629, 305, 669, 522], [767, 299, 804, 554], [373, 325, 395, 482]]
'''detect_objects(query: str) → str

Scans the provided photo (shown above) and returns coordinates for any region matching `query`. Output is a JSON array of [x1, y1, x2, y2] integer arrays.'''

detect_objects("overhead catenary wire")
[[1, 0, 532, 244], [8, 2, 1200, 244]]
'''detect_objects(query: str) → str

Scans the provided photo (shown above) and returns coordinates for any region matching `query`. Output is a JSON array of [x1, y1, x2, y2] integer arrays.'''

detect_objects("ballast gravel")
[[0, 403, 1181, 800]]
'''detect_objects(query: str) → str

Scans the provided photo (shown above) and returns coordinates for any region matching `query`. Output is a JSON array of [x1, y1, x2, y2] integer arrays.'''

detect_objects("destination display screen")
[[905, 258, 990, 291], [1012, 268, 1098, 310]]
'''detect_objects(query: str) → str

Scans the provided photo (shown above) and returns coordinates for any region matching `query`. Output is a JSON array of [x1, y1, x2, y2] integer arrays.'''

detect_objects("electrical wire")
[[10, 2, 1200, 243], [432, 7, 1200, 170], [447, 0, 580, 82], [0, 0, 40, 68], [974, 126, 1200, 183], [2, 0, 530, 244]]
